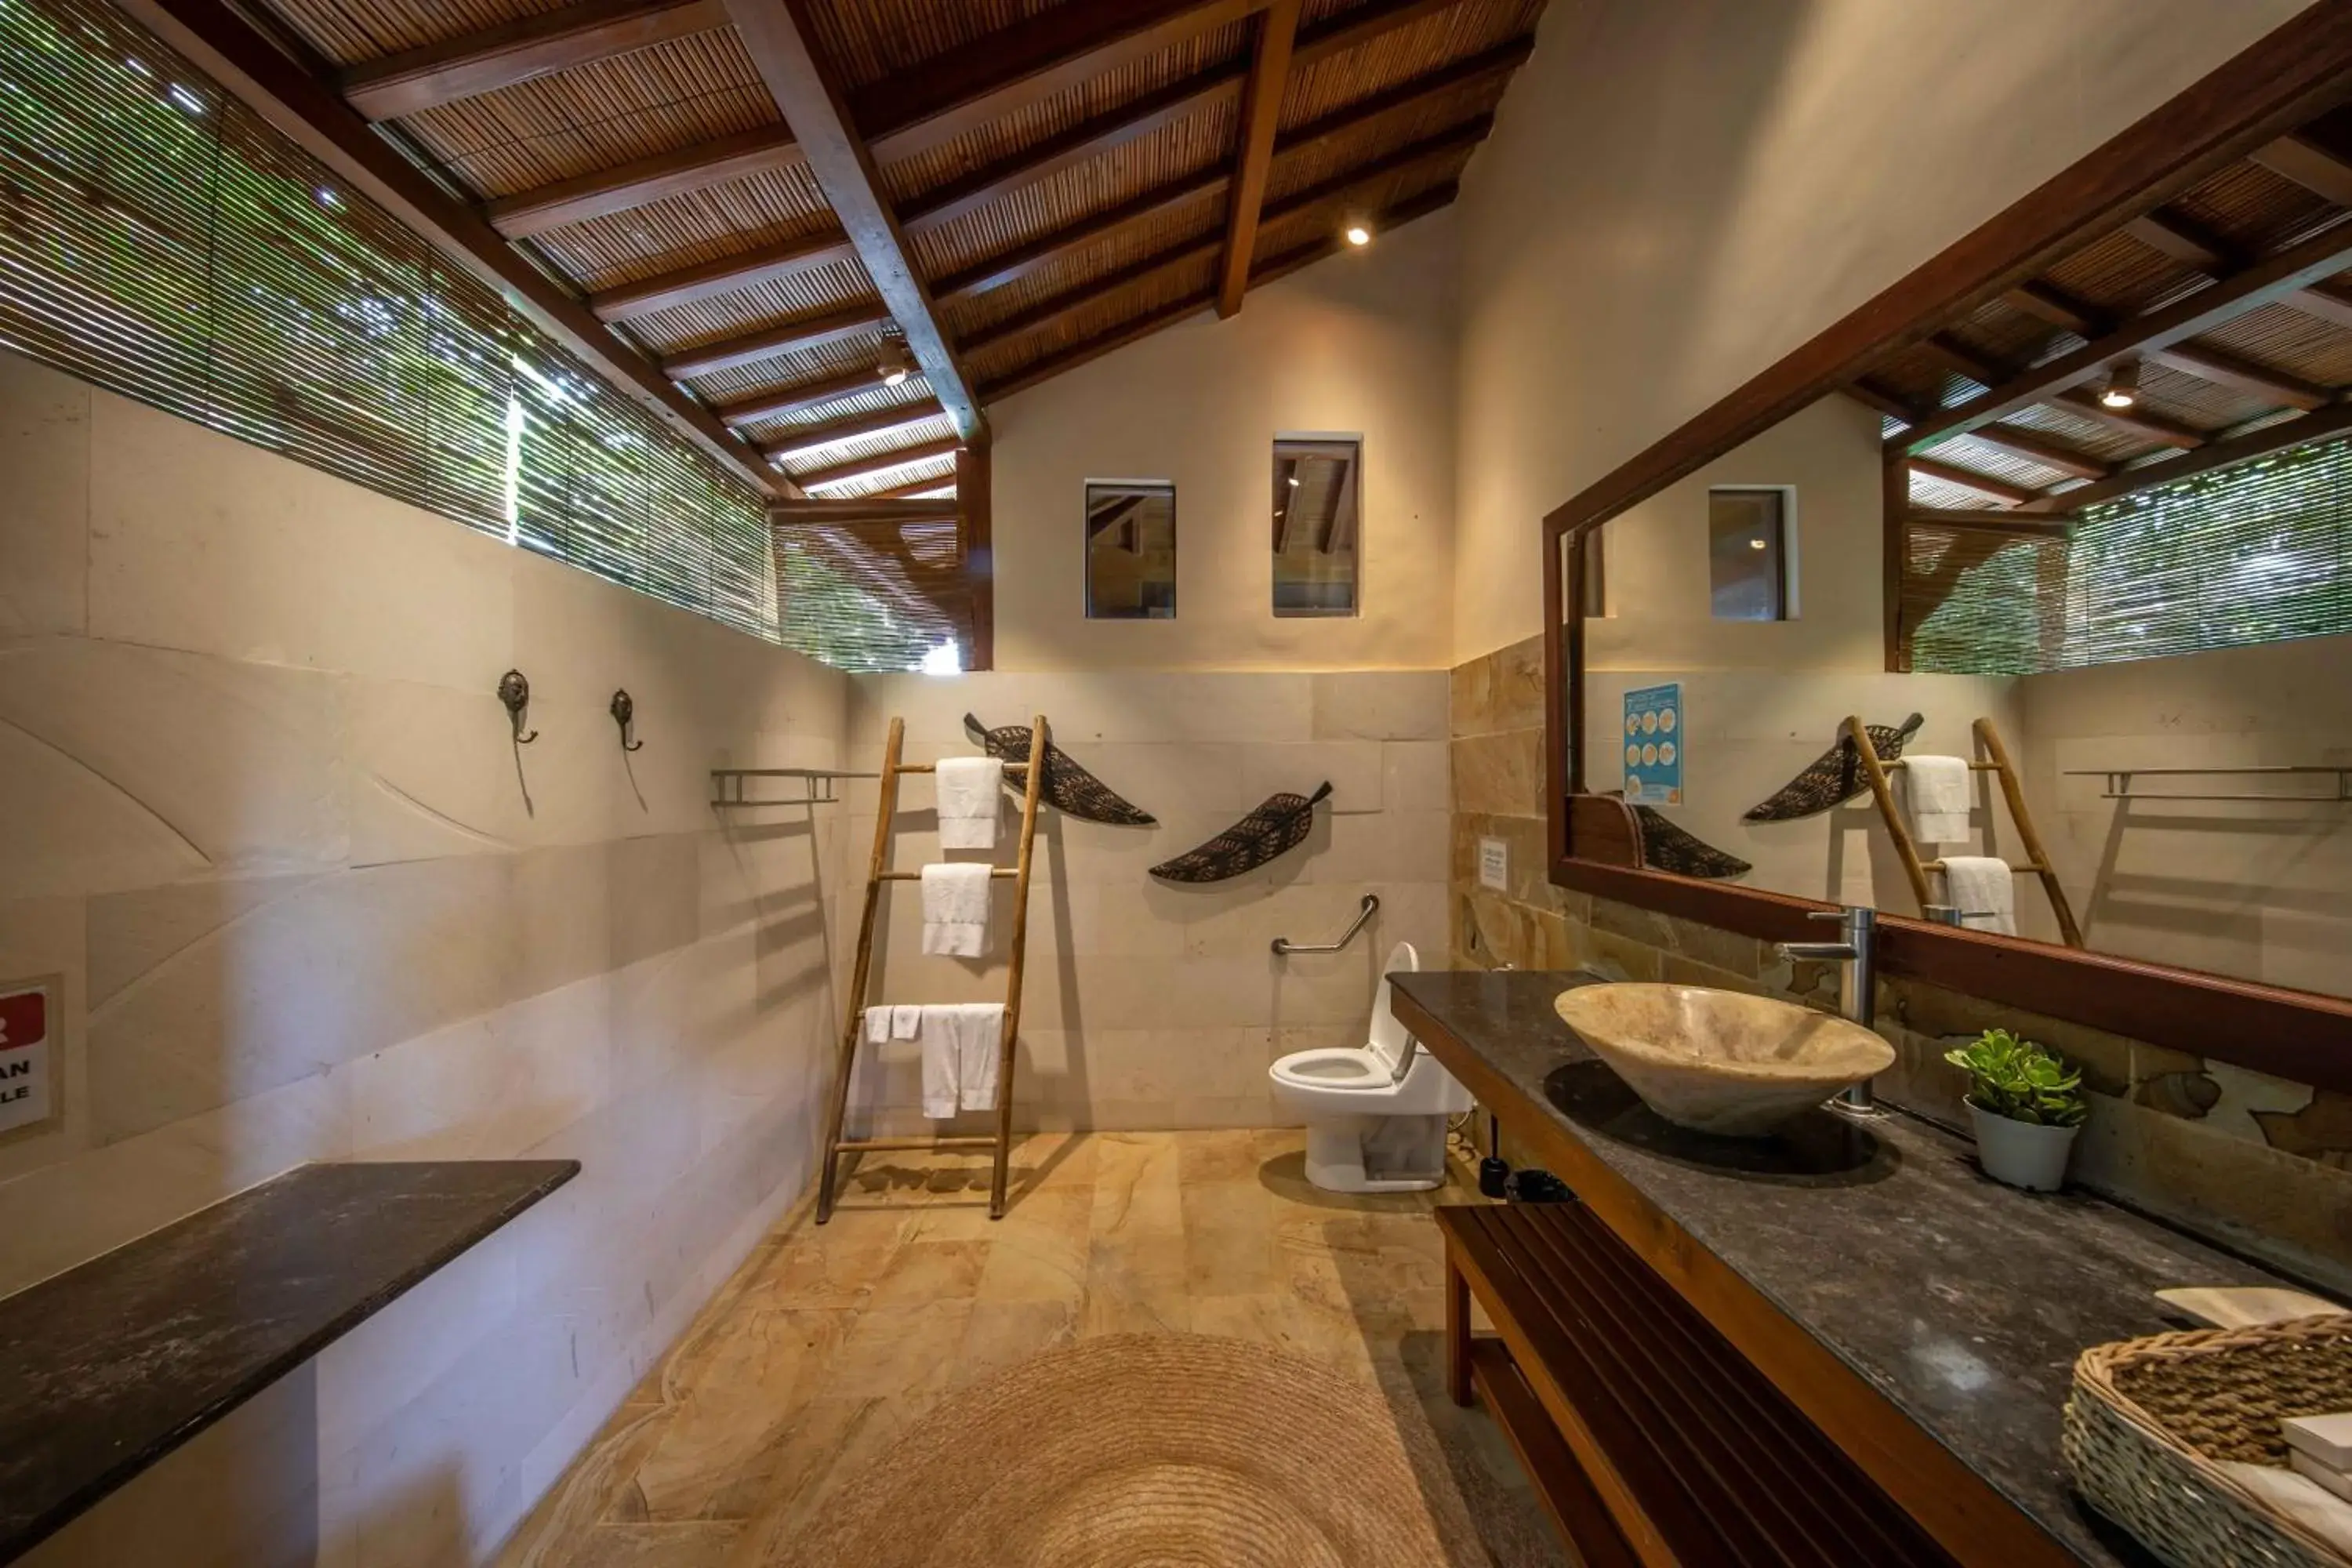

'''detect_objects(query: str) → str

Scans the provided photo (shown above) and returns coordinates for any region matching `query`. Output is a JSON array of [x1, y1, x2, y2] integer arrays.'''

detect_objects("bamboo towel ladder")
[[1845, 714, 2083, 947], [815, 713, 1049, 1222]]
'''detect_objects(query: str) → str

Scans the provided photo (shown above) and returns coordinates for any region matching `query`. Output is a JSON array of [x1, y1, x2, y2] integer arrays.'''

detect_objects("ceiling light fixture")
[[876, 338, 914, 387], [1342, 213, 1373, 247], [2099, 358, 2140, 410]]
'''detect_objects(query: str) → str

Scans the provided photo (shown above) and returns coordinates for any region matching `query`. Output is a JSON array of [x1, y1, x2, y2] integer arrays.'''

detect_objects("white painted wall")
[[837, 670, 1450, 1132], [2016, 634, 2352, 994], [989, 209, 1459, 672], [0, 351, 849, 1567], [1451, 0, 2314, 665]]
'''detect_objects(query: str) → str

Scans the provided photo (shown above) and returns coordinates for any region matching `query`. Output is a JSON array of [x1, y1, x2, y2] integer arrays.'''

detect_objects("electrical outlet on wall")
[[1478, 837, 1508, 891]]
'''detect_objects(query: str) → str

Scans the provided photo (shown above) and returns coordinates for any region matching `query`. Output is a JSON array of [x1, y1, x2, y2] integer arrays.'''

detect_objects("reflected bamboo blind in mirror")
[[0, 0, 777, 644], [1908, 430, 2352, 675]]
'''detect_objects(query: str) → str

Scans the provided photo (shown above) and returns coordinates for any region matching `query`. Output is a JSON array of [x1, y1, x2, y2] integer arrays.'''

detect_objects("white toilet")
[[1269, 942, 1472, 1192]]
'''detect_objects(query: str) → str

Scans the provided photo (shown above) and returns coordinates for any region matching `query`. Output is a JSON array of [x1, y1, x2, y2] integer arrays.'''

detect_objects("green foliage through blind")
[[1911, 431, 2352, 675], [0, 0, 777, 643]]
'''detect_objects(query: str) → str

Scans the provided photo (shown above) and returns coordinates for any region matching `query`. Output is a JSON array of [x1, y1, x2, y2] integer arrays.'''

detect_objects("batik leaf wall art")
[[962, 713, 1155, 826], [1150, 783, 1333, 884], [1743, 713, 1926, 822], [1630, 806, 1751, 880]]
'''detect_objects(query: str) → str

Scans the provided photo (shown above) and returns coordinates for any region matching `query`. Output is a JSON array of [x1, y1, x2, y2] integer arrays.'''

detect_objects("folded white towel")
[[1903, 756, 1973, 843], [891, 1004, 920, 1040], [1940, 855, 2016, 935], [935, 756, 1004, 850], [920, 862, 993, 957], [865, 1006, 891, 1044], [916, 1002, 1007, 1118]]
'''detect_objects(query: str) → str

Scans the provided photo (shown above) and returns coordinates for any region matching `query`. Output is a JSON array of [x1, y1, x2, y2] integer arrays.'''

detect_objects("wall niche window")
[[1707, 486, 1793, 621], [1084, 480, 1178, 619], [1272, 436, 1361, 616]]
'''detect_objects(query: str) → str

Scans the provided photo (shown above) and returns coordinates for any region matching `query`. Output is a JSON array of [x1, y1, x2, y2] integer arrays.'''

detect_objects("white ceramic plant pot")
[[1967, 1100, 2080, 1192]]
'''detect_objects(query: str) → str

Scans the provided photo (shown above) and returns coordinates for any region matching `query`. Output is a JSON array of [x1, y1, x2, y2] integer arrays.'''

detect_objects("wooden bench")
[[1439, 1200, 1961, 1567]]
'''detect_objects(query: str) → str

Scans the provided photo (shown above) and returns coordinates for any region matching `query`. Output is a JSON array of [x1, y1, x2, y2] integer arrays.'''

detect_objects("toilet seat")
[[1267, 941, 1472, 1122], [1270, 1047, 1389, 1090]]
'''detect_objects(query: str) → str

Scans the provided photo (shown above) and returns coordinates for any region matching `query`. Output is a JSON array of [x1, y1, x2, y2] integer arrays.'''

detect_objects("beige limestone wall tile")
[[1450, 728, 1543, 818], [0, 707, 212, 900], [343, 978, 614, 1163], [1449, 635, 1545, 739], [87, 392, 514, 688], [86, 854, 518, 1141], [607, 834, 702, 970], [1308, 810, 1448, 884], [1245, 740, 1384, 814], [0, 354, 90, 637], [1310, 671, 1449, 740], [340, 676, 532, 864], [1382, 740, 1450, 812]]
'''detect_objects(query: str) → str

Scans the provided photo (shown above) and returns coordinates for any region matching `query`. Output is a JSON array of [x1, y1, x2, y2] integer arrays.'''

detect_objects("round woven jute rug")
[[759, 1333, 1491, 1567]]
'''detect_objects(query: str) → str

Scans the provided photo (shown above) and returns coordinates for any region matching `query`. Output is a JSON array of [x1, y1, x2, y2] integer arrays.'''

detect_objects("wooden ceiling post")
[[724, 0, 985, 440], [958, 439, 995, 672], [1218, 0, 1301, 318]]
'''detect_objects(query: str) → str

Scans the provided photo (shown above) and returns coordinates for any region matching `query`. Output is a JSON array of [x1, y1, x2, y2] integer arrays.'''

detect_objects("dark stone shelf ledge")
[[0, 1160, 579, 1563]]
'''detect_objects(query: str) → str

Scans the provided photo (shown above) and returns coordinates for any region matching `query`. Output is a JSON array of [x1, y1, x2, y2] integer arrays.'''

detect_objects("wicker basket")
[[2064, 1314, 2352, 1568]]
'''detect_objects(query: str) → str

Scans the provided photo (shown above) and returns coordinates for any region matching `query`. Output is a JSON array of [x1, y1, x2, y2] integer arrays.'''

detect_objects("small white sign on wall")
[[0, 978, 57, 1138], [1478, 837, 1508, 892]]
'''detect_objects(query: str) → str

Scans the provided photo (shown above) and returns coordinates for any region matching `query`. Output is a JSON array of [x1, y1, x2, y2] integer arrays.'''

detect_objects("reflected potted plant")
[[1944, 1029, 2088, 1192]]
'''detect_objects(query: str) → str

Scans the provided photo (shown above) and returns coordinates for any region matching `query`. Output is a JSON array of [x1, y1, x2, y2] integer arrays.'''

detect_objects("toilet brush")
[[1478, 1112, 1509, 1197]]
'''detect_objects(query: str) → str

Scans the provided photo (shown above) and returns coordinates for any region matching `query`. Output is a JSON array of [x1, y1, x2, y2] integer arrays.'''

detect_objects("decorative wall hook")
[[498, 670, 538, 745], [610, 688, 644, 752]]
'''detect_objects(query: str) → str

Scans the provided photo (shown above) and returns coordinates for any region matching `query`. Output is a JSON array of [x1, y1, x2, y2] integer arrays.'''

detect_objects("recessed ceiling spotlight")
[[1749, 538, 1768, 550], [876, 338, 914, 387], [2099, 358, 2140, 410], [1342, 213, 1372, 247]]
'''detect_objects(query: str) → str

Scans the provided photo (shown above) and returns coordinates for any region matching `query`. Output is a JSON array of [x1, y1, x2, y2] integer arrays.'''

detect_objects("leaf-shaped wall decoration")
[[1149, 783, 1333, 884], [1632, 807, 1751, 880], [1742, 713, 1925, 822], [962, 713, 1156, 826]]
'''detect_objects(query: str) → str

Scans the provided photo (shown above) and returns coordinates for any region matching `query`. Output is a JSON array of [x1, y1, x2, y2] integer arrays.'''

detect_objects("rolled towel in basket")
[[935, 756, 1004, 850], [920, 862, 994, 957], [1901, 755, 1972, 843]]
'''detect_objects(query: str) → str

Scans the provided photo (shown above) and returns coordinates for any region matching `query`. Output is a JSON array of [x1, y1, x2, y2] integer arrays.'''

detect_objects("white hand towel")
[[1902, 756, 1972, 843], [1940, 855, 2016, 935], [891, 1004, 921, 1040], [920, 862, 993, 956], [864, 1007, 891, 1044], [935, 756, 1004, 850], [916, 1004, 1007, 1119]]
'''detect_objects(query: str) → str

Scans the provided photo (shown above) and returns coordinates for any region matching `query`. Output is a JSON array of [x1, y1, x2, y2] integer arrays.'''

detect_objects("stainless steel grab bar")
[[1271, 894, 1378, 956]]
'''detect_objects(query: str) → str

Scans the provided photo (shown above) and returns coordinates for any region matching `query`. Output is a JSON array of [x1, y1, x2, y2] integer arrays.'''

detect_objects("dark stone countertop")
[[0, 1160, 578, 1563], [1393, 968, 2329, 1567]]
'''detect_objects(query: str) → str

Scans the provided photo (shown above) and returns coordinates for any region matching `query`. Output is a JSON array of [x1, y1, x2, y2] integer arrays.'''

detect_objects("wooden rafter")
[[659, 303, 891, 379], [2024, 401, 2352, 514], [488, 126, 800, 238], [1968, 424, 2111, 480], [866, 474, 959, 500], [1904, 508, 2073, 538], [715, 365, 898, 426], [1910, 458, 2042, 507], [2288, 279, 2352, 329], [1846, 379, 1927, 424], [759, 401, 947, 459], [937, 38, 1525, 304], [2147, 342, 2330, 408], [962, 114, 1492, 356], [2249, 132, 2352, 207], [724, 0, 983, 438], [958, 437, 993, 670], [2126, 210, 2238, 274], [770, 496, 959, 524], [341, 0, 725, 121], [793, 436, 964, 491], [1217, 0, 1301, 318], [2048, 389, 2207, 447], [590, 230, 855, 322], [1899, 216, 2352, 451], [115, 0, 779, 496], [2004, 281, 2108, 336]]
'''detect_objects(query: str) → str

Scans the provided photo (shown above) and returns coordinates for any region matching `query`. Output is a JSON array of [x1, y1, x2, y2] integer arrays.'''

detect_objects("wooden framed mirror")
[[1544, 12, 2352, 1090]]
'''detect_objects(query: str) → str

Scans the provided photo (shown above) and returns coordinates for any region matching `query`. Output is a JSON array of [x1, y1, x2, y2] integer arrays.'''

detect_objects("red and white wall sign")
[[0, 979, 55, 1136]]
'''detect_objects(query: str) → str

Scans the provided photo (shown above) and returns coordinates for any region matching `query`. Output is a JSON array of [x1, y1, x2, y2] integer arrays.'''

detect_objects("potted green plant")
[[1944, 1029, 2089, 1192]]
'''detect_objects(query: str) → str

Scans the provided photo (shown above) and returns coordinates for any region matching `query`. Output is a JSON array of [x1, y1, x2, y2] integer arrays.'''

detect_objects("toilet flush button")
[[1478, 837, 1508, 891]]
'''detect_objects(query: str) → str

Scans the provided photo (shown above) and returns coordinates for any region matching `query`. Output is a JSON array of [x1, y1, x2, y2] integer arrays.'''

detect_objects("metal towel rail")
[[1272, 894, 1378, 956]]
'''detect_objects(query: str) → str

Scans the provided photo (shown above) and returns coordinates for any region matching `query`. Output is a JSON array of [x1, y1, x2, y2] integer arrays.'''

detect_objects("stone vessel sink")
[[1553, 983, 1893, 1137]]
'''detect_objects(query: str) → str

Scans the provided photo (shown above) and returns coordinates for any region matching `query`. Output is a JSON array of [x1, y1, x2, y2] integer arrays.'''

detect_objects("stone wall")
[[1450, 632, 2352, 1294]]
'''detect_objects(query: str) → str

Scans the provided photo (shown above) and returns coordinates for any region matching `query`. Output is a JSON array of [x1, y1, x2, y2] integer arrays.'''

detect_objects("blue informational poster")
[[1621, 683, 1683, 807]]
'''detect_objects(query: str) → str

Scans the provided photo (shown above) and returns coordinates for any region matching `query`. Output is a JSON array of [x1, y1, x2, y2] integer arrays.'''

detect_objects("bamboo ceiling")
[[235, 0, 1548, 500], [1863, 102, 2352, 521]]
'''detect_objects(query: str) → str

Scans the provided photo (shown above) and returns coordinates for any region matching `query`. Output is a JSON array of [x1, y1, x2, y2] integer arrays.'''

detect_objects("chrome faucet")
[[1777, 906, 1881, 1112]]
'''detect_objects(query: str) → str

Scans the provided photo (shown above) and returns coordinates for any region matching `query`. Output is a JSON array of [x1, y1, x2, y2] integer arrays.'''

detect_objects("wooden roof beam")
[[659, 302, 890, 379], [2025, 401, 2352, 514], [937, 37, 1526, 303], [2004, 280, 2110, 336], [2126, 210, 2238, 274], [117, 0, 778, 496], [792, 436, 964, 490], [725, 0, 983, 438], [589, 229, 857, 322], [2049, 389, 2207, 448], [2288, 278, 2352, 329], [961, 114, 1490, 355], [1909, 459, 2043, 507], [1898, 216, 2352, 452], [1967, 425, 2112, 480], [2250, 132, 2352, 208], [488, 125, 799, 238], [758, 401, 947, 459], [771, 495, 960, 522], [2147, 341, 2332, 408], [1216, 0, 1300, 318], [713, 364, 898, 426], [866, 474, 959, 499], [341, 0, 725, 121], [1844, 379, 1929, 425]]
